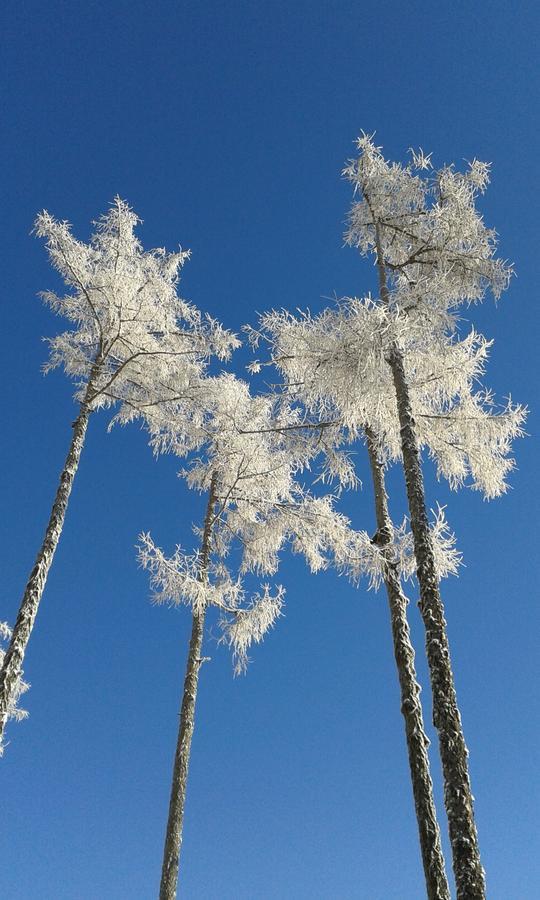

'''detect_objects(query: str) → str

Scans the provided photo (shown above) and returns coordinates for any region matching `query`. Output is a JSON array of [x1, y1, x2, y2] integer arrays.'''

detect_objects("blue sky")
[[1, 1, 538, 897]]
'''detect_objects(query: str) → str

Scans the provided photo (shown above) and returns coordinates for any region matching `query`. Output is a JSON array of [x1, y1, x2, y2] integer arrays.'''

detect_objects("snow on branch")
[[137, 532, 284, 675], [395, 506, 462, 583], [343, 506, 461, 590], [255, 299, 527, 499], [343, 134, 512, 311], [235, 494, 354, 576], [35, 198, 239, 440], [0, 623, 29, 756], [137, 371, 371, 670], [219, 585, 285, 676], [137, 533, 242, 614]]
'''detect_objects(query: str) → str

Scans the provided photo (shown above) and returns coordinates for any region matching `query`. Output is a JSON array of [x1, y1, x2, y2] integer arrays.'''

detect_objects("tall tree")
[[138, 373, 360, 898], [343, 137, 523, 899], [252, 138, 526, 898], [0, 199, 238, 750]]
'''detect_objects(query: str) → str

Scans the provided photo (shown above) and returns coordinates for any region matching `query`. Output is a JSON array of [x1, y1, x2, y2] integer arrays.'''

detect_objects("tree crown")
[[35, 198, 239, 423], [344, 133, 512, 317]]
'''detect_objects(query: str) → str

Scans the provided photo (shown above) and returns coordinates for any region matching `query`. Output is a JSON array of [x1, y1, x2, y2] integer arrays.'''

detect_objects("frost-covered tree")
[[253, 302, 525, 501], [251, 137, 526, 899], [138, 374, 362, 900], [0, 199, 238, 750], [343, 137, 526, 899]]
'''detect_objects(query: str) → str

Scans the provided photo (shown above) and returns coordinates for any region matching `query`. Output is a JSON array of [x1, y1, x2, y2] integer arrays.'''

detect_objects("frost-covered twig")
[[0, 623, 29, 756], [219, 585, 285, 676]]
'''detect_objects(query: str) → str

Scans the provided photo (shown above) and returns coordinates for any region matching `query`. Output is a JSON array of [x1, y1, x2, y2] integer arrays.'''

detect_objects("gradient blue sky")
[[1, 2, 539, 897]]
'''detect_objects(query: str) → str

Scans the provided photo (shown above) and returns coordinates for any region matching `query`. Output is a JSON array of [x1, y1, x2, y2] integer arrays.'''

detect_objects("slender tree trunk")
[[387, 350, 485, 898], [365, 427, 450, 900], [368, 224, 485, 897], [159, 472, 218, 900], [0, 385, 97, 746]]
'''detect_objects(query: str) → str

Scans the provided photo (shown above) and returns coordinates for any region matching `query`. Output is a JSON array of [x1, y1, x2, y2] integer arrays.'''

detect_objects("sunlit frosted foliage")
[[219, 586, 285, 675], [0, 624, 29, 756], [138, 531, 285, 675], [137, 375, 359, 671], [140, 522, 285, 675], [35, 198, 239, 424], [343, 133, 511, 316], [140, 372, 357, 572], [253, 300, 526, 499], [138, 368, 464, 671], [138, 534, 243, 615], [343, 506, 461, 591], [138, 375, 389, 667]]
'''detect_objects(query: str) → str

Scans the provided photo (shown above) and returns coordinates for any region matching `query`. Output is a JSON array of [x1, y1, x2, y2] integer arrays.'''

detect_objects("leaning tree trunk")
[[159, 472, 218, 900], [365, 427, 450, 900], [369, 222, 485, 898], [387, 350, 485, 899], [0, 372, 100, 746]]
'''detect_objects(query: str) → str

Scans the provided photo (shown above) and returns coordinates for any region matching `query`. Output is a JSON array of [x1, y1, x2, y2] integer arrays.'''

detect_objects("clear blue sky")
[[1, 2, 538, 897]]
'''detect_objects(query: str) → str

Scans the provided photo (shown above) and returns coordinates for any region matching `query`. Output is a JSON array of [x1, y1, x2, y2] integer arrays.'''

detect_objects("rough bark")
[[387, 350, 485, 899], [365, 427, 450, 900], [0, 395, 93, 745], [159, 472, 218, 900], [367, 216, 485, 897]]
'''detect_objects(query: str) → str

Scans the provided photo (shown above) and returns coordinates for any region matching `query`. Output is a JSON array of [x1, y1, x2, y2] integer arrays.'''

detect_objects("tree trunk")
[[387, 350, 485, 899], [159, 472, 218, 900], [368, 220, 485, 898], [0, 399, 92, 745], [365, 427, 450, 900]]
